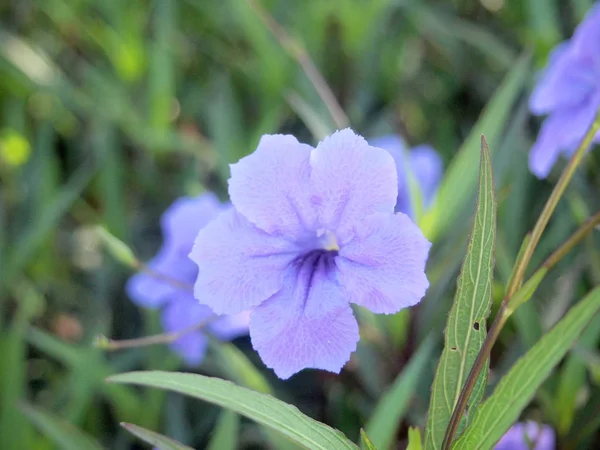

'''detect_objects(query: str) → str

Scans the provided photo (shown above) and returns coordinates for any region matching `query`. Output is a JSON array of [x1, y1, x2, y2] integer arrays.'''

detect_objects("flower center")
[[316, 229, 340, 251]]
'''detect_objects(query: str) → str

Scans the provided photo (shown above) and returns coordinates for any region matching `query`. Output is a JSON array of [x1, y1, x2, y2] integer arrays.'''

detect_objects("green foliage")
[[121, 422, 194, 450], [20, 403, 103, 450], [365, 337, 435, 450], [1, 1, 599, 449], [424, 138, 497, 450], [455, 287, 600, 449], [108, 371, 359, 450]]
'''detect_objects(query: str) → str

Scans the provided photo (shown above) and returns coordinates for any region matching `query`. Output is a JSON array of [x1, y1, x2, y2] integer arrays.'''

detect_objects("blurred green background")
[[1, 0, 599, 449]]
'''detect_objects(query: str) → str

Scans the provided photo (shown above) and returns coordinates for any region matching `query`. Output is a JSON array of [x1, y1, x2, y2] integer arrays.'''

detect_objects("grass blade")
[[364, 337, 435, 450], [20, 403, 103, 450], [420, 55, 528, 242], [206, 410, 239, 450], [121, 422, 193, 450]]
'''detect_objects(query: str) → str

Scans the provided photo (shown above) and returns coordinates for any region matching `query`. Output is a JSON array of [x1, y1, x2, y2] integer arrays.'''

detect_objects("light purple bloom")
[[529, 3, 600, 178], [126, 193, 249, 365], [190, 129, 431, 379], [495, 422, 555, 450], [369, 135, 443, 217]]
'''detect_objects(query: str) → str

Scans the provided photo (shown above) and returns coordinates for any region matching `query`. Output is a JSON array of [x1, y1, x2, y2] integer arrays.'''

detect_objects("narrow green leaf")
[[210, 341, 272, 394], [454, 287, 600, 450], [148, 0, 175, 146], [424, 137, 497, 450], [360, 429, 378, 450], [365, 337, 435, 450], [0, 324, 34, 449], [20, 403, 103, 450], [505, 268, 548, 313], [210, 342, 303, 450], [107, 371, 359, 450], [0, 161, 96, 295], [554, 315, 600, 435], [121, 422, 193, 450], [207, 410, 239, 450], [420, 55, 528, 241], [407, 428, 423, 450]]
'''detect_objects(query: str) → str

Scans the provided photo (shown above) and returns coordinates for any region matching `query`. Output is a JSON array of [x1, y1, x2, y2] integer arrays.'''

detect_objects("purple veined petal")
[[161, 296, 213, 366], [228, 134, 316, 238], [310, 129, 398, 243], [369, 135, 412, 215], [529, 99, 600, 178], [369, 135, 443, 217], [249, 268, 359, 379], [336, 212, 431, 314], [125, 247, 194, 309], [494, 422, 555, 450], [571, 2, 600, 61], [209, 310, 250, 341], [529, 43, 596, 115], [409, 144, 444, 209], [160, 193, 225, 253], [190, 209, 301, 315]]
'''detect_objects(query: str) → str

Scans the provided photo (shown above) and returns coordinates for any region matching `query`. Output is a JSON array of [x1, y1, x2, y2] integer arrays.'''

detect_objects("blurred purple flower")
[[369, 135, 443, 217], [126, 193, 249, 365], [495, 422, 555, 450], [190, 129, 431, 379], [529, 4, 600, 178]]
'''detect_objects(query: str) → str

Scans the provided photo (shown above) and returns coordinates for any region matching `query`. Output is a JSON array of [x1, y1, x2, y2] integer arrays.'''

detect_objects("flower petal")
[[126, 248, 194, 308], [409, 144, 444, 209], [529, 101, 600, 178], [210, 310, 250, 341], [190, 209, 300, 315], [250, 274, 359, 379], [161, 193, 224, 252], [162, 298, 212, 366], [571, 3, 600, 59], [310, 129, 398, 242], [228, 134, 316, 237], [529, 44, 595, 115], [495, 422, 555, 450], [337, 212, 431, 314]]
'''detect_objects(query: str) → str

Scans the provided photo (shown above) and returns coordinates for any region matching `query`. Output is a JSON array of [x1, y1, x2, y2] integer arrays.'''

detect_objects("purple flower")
[[529, 4, 600, 178], [495, 422, 555, 450], [190, 129, 431, 379], [369, 135, 443, 218], [126, 193, 250, 365]]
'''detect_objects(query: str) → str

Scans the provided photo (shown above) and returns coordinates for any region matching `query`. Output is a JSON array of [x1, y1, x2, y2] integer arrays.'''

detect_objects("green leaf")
[[360, 429, 378, 450], [424, 137, 497, 450], [121, 422, 193, 450], [554, 314, 600, 435], [210, 341, 272, 394], [0, 161, 97, 295], [207, 410, 239, 450], [365, 337, 435, 450], [453, 287, 600, 450], [420, 55, 528, 242], [210, 342, 303, 450], [20, 403, 103, 450], [407, 428, 423, 450], [107, 371, 359, 450]]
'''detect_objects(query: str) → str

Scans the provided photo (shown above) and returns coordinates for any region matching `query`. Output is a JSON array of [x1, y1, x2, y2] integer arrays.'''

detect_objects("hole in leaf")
[[473, 322, 480, 331], [450, 347, 458, 351]]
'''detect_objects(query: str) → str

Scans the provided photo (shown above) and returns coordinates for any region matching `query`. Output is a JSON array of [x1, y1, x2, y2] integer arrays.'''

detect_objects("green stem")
[[506, 108, 600, 299], [96, 316, 215, 350], [441, 109, 600, 449]]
